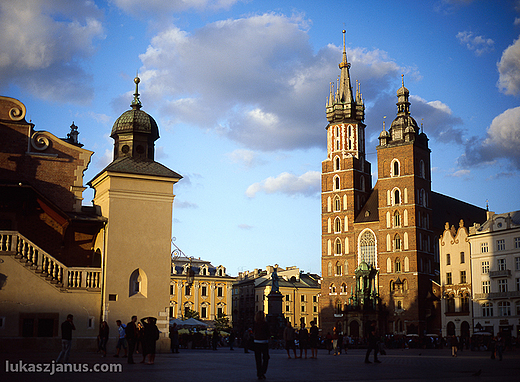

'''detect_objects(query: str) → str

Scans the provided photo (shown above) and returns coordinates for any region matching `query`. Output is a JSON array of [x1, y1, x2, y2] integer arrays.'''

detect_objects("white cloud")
[[460, 106, 520, 169], [446, 169, 471, 178], [112, 0, 242, 18], [246, 171, 320, 198], [497, 36, 520, 95], [139, 13, 408, 151], [456, 31, 494, 56], [0, 0, 105, 103], [238, 223, 253, 230], [227, 149, 266, 168]]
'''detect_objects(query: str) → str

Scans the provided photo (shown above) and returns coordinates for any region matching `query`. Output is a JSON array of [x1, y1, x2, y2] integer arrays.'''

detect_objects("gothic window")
[[344, 260, 348, 274], [335, 157, 340, 171], [394, 211, 401, 227], [334, 217, 341, 233], [392, 159, 400, 177], [359, 230, 376, 267], [327, 262, 332, 277], [395, 258, 401, 272], [334, 176, 340, 190], [129, 268, 147, 298], [330, 283, 336, 294], [344, 216, 348, 231], [360, 176, 365, 192], [336, 261, 342, 276], [340, 283, 347, 294], [394, 234, 401, 251], [335, 238, 342, 255], [394, 189, 401, 205], [404, 256, 409, 272], [387, 257, 392, 273], [420, 160, 425, 178], [420, 189, 426, 207], [334, 196, 341, 211]]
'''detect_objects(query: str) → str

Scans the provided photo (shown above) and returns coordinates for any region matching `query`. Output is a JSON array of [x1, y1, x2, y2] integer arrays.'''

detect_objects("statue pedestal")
[[267, 291, 284, 339]]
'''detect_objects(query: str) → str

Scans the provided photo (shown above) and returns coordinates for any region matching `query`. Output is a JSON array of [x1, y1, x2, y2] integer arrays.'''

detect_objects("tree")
[[184, 308, 200, 320], [214, 312, 231, 333]]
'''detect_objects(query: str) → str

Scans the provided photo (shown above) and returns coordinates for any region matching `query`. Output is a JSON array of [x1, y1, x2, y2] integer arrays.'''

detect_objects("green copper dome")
[[110, 108, 159, 141]]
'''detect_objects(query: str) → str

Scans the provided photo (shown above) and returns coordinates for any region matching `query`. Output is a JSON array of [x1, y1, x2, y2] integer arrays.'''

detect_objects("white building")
[[469, 210, 520, 341]]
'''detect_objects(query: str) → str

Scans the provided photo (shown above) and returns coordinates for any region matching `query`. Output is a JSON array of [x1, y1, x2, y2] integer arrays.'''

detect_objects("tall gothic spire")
[[338, 30, 354, 104]]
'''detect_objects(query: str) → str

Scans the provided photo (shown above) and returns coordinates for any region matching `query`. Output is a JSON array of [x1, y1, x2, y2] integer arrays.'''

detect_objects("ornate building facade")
[[170, 255, 234, 323], [319, 32, 486, 338]]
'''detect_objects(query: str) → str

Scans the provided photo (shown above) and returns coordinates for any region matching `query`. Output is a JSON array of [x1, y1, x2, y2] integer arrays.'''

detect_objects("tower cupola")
[[111, 76, 159, 161]]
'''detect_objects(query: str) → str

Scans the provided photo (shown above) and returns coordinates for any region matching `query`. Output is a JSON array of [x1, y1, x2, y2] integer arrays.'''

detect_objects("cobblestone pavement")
[[2, 347, 520, 382]]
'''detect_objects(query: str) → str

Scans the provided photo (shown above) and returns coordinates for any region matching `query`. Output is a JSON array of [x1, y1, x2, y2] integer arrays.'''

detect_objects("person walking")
[[126, 316, 138, 364], [298, 322, 309, 359], [451, 334, 459, 357], [364, 322, 380, 363], [253, 311, 270, 380], [169, 322, 179, 353], [309, 321, 319, 359], [283, 321, 297, 358], [496, 333, 505, 361], [98, 321, 109, 357], [141, 317, 160, 364], [56, 314, 75, 363], [332, 327, 339, 356], [114, 320, 127, 357]]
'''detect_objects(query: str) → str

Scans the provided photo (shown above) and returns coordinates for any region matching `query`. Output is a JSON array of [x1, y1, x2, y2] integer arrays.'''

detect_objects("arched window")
[[498, 301, 511, 316], [395, 258, 401, 272], [386, 257, 392, 273], [334, 196, 341, 211], [446, 295, 455, 313], [334, 176, 340, 190], [360, 176, 365, 192], [336, 261, 342, 276], [359, 230, 376, 267], [336, 300, 342, 314], [335, 238, 342, 255], [129, 268, 147, 298], [404, 256, 410, 272], [461, 294, 470, 312], [344, 260, 348, 274], [335, 157, 340, 171], [394, 189, 401, 205], [420, 189, 426, 207], [341, 283, 347, 294], [394, 234, 401, 251], [334, 217, 341, 233], [482, 302, 493, 317], [392, 159, 400, 176], [394, 211, 401, 227], [420, 160, 425, 178], [330, 283, 336, 294], [327, 262, 332, 277]]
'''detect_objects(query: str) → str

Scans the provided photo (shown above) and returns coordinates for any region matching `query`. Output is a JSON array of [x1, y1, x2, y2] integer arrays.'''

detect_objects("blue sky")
[[1, 0, 519, 276]]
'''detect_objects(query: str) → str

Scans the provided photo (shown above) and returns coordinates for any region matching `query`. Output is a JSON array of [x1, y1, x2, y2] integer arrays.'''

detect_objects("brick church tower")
[[320, 32, 439, 337]]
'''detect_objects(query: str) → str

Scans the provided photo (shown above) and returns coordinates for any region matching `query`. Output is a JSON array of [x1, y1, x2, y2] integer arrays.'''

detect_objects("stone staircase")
[[0, 230, 101, 292]]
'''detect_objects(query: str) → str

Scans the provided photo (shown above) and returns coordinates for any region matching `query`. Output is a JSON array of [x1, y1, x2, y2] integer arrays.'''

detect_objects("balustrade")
[[0, 231, 101, 291]]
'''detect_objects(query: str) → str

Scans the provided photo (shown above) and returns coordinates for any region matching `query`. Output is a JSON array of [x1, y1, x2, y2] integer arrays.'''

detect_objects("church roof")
[[431, 191, 486, 233], [98, 156, 182, 179], [355, 187, 379, 223]]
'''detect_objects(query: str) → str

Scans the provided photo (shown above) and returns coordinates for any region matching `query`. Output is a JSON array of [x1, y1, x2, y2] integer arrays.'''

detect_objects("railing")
[[474, 290, 520, 300], [489, 269, 511, 278], [0, 231, 101, 290]]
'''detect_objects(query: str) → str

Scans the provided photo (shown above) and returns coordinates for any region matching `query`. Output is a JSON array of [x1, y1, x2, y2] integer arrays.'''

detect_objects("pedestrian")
[[364, 322, 380, 363], [169, 322, 179, 353], [309, 321, 319, 359], [229, 329, 235, 350], [451, 334, 458, 357], [243, 328, 251, 353], [332, 327, 339, 355], [114, 320, 127, 357], [325, 332, 332, 354], [98, 321, 109, 357], [126, 316, 138, 364], [496, 333, 504, 361], [56, 314, 75, 363], [212, 329, 219, 350], [141, 317, 160, 364], [299, 321, 309, 359], [283, 321, 297, 358], [253, 311, 270, 380]]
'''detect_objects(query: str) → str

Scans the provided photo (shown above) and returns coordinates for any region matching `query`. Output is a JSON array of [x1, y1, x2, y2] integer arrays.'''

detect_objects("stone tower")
[[90, 77, 182, 351]]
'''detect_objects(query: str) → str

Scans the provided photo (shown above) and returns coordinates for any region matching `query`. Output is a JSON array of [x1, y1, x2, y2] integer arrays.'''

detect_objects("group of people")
[[56, 314, 161, 365], [282, 320, 319, 359], [99, 316, 160, 364]]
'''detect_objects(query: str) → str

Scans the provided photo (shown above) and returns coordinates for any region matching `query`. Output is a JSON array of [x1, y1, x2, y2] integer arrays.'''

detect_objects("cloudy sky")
[[1, 0, 519, 276]]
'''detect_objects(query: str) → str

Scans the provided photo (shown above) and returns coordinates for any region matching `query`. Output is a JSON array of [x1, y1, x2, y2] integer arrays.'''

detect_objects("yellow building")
[[233, 265, 320, 334], [170, 255, 235, 323]]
